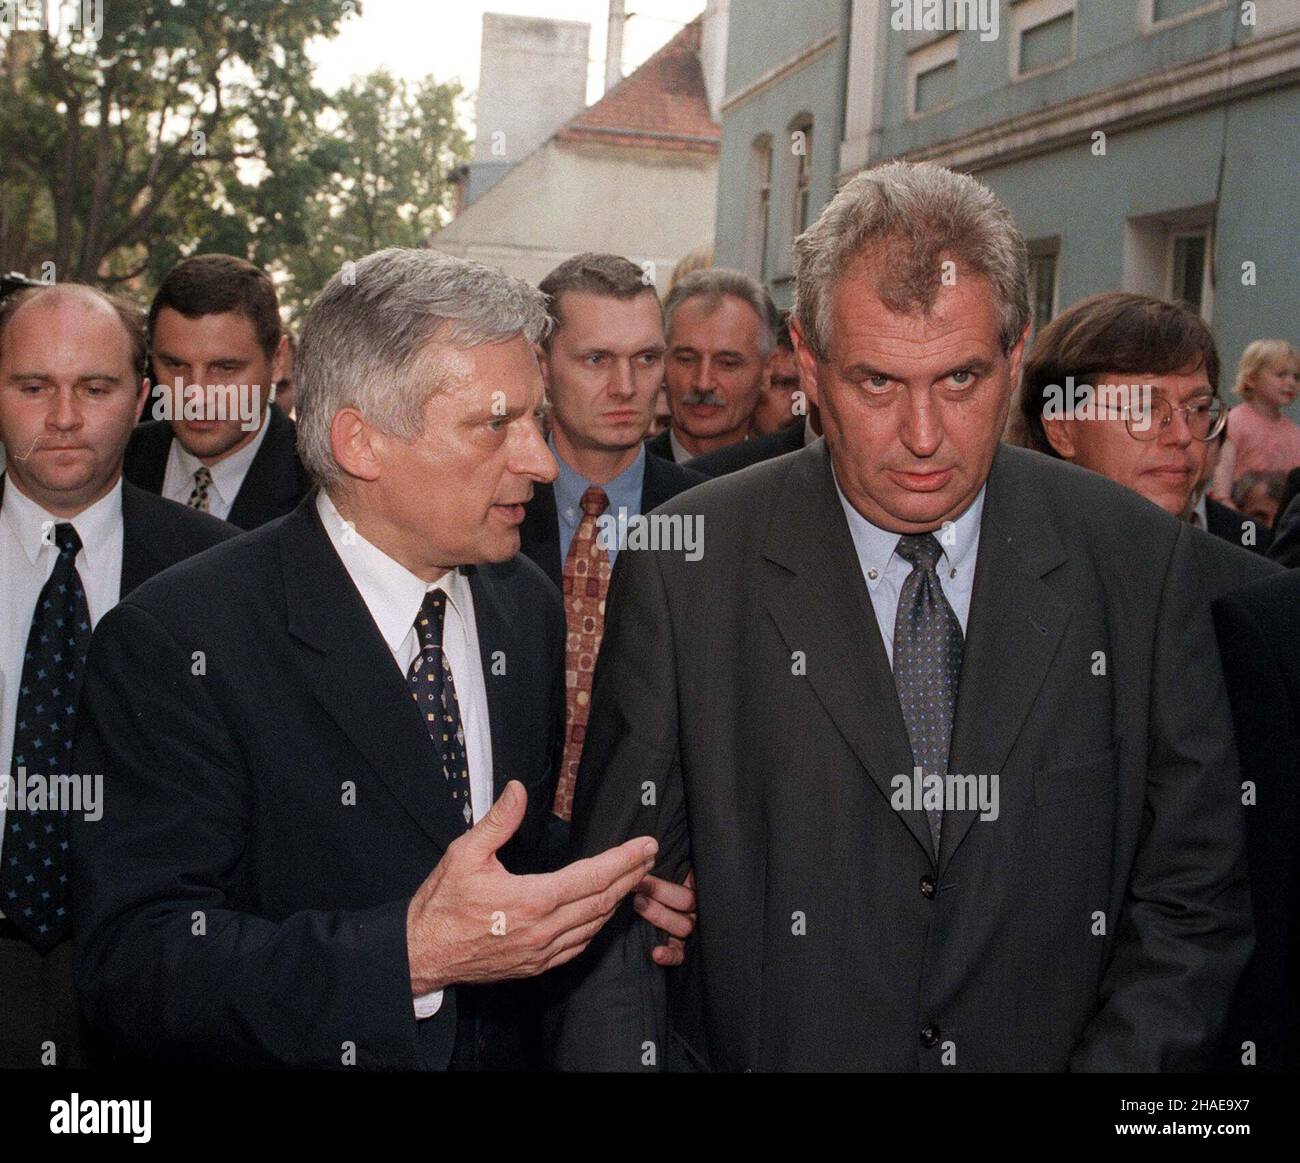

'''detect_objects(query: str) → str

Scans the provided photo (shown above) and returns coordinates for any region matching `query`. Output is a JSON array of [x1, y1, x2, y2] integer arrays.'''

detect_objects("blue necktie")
[[892, 533, 964, 857], [2, 523, 90, 952]]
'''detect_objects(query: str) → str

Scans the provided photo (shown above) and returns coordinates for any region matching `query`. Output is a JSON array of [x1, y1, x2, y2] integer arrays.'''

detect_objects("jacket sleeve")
[[547, 546, 691, 1071], [71, 600, 425, 1069], [1069, 524, 1254, 1071]]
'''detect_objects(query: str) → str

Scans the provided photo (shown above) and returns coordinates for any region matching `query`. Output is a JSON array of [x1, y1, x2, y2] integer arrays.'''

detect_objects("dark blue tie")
[[2, 522, 91, 952], [408, 590, 473, 831], [892, 533, 964, 858]]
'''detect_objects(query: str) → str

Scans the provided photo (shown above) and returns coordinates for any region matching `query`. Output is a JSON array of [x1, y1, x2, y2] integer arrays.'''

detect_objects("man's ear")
[[1041, 415, 1077, 461], [1007, 322, 1032, 390], [330, 407, 383, 484], [134, 377, 151, 425], [788, 315, 820, 409], [270, 335, 291, 396]]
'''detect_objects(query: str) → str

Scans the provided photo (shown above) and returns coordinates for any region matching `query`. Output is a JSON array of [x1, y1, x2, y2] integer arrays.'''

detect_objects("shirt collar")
[[832, 463, 986, 576], [1, 473, 123, 568], [549, 436, 646, 515], [172, 409, 273, 506], [669, 427, 695, 465], [316, 491, 464, 654]]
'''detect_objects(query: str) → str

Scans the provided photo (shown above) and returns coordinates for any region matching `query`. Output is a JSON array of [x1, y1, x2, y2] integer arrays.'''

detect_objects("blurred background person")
[[1213, 340, 1300, 501], [1019, 292, 1271, 556], [125, 254, 310, 530], [646, 270, 777, 464], [748, 313, 803, 438]]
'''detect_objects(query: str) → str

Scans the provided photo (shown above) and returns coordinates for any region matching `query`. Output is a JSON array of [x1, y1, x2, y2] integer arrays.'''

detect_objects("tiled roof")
[[556, 18, 720, 155]]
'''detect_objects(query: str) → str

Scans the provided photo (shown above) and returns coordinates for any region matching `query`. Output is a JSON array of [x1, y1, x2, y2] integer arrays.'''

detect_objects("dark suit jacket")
[[1213, 569, 1300, 1072], [1206, 497, 1272, 556], [0, 474, 237, 597], [687, 422, 805, 478], [644, 427, 676, 462], [123, 403, 311, 531], [519, 453, 707, 592], [72, 494, 565, 1070], [554, 441, 1254, 1072], [1269, 492, 1300, 568]]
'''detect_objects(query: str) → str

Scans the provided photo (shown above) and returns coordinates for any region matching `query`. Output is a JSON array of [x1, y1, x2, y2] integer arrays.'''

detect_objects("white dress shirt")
[[833, 469, 985, 668], [161, 412, 272, 520], [0, 477, 124, 868], [316, 491, 492, 1019]]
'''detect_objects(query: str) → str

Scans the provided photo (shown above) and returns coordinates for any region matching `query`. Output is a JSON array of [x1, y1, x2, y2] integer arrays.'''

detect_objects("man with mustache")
[[556, 161, 1252, 1072], [0, 284, 234, 1068], [72, 251, 659, 1069], [645, 270, 778, 464]]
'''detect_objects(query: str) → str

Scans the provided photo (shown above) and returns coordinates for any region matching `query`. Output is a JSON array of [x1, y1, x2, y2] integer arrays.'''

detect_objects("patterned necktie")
[[187, 465, 213, 512], [408, 589, 473, 830], [1, 523, 91, 952], [892, 533, 964, 857], [553, 486, 611, 822]]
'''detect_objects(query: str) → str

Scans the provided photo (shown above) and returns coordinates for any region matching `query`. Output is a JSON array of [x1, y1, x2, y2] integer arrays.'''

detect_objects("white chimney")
[[701, 0, 730, 121], [605, 0, 626, 93]]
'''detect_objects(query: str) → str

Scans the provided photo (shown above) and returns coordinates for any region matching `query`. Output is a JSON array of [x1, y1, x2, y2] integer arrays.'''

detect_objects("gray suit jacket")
[[553, 441, 1256, 1072]]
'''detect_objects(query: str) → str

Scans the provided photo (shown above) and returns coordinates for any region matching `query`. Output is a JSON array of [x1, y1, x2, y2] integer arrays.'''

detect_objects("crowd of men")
[[0, 159, 1296, 1072]]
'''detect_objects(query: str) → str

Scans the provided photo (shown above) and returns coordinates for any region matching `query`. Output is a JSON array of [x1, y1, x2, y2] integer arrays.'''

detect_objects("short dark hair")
[[777, 310, 794, 352], [1019, 292, 1221, 455], [148, 254, 282, 359], [538, 253, 660, 347], [0, 283, 148, 380]]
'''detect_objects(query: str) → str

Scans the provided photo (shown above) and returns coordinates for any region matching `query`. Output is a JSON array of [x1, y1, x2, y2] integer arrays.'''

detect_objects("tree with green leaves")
[[0, 1, 469, 320]]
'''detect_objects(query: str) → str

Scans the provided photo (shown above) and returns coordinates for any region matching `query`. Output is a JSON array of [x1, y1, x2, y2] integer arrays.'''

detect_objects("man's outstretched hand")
[[406, 781, 658, 994], [634, 870, 696, 967]]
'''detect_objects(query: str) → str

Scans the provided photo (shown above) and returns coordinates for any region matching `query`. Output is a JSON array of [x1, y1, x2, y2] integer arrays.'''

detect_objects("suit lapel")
[[640, 454, 677, 512], [519, 483, 563, 592], [940, 447, 1071, 871], [228, 406, 298, 529], [281, 498, 467, 854], [760, 445, 933, 859], [119, 480, 170, 596], [467, 568, 528, 800]]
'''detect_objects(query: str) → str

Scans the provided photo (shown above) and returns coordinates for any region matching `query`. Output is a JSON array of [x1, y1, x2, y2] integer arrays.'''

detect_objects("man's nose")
[[49, 387, 82, 430], [609, 359, 636, 400], [516, 416, 558, 483], [1160, 407, 1194, 447], [898, 387, 942, 456]]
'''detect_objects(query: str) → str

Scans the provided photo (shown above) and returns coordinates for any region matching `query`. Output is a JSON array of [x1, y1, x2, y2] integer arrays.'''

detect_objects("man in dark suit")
[[1213, 569, 1300, 1071], [124, 254, 310, 529], [687, 413, 808, 477], [554, 161, 1253, 1072], [524, 253, 703, 963], [646, 269, 779, 464], [0, 284, 234, 1069], [72, 250, 661, 1070]]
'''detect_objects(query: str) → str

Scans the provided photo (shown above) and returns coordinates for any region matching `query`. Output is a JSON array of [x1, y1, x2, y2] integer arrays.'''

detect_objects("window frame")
[[1010, 0, 1077, 82], [907, 33, 958, 119]]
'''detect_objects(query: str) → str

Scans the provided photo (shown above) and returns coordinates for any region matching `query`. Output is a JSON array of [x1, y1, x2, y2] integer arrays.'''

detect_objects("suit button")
[[921, 1024, 940, 1048], [920, 875, 936, 899]]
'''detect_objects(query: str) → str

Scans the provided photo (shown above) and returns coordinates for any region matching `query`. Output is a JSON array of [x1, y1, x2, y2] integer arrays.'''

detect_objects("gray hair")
[[295, 248, 550, 490], [664, 268, 780, 357], [793, 160, 1029, 360]]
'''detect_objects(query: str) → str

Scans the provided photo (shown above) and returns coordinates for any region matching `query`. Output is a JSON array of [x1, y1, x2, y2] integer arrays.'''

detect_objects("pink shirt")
[[1226, 403, 1300, 479]]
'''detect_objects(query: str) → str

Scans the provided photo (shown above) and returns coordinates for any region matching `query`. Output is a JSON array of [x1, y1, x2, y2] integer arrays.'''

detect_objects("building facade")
[[433, 17, 722, 293], [714, 0, 1299, 395]]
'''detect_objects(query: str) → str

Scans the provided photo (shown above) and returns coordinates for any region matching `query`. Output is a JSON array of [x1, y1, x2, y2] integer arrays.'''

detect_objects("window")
[[745, 136, 774, 279], [791, 116, 814, 236], [1012, 0, 1075, 80], [1027, 239, 1060, 338], [1169, 229, 1211, 316], [908, 35, 957, 117], [1122, 206, 1215, 322], [1150, 0, 1226, 25]]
